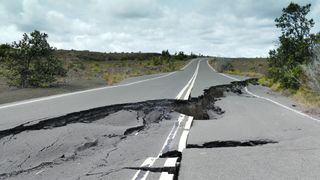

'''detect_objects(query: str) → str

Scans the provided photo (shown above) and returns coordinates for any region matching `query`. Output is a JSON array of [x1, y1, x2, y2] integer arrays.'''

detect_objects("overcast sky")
[[0, 0, 319, 57]]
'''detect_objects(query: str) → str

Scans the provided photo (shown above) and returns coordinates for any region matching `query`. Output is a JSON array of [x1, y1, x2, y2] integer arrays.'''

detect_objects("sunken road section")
[[0, 78, 257, 179], [0, 78, 257, 140]]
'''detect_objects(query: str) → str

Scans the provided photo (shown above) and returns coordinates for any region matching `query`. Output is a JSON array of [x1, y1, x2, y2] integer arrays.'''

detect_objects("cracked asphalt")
[[1, 58, 320, 180]]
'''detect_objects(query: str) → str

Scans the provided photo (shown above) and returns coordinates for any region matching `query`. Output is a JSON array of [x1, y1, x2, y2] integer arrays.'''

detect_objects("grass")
[[0, 50, 190, 88], [59, 50, 189, 85], [210, 58, 320, 109], [259, 76, 320, 109], [293, 87, 320, 108], [224, 70, 264, 78]]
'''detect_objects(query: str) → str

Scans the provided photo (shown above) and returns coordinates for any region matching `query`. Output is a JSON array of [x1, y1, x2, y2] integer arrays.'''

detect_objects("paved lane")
[[2, 58, 320, 180], [0, 59, 203, 180], [179, 61, 320, 180], [0, 59, 199, 130], [190, 59, 234, 97]]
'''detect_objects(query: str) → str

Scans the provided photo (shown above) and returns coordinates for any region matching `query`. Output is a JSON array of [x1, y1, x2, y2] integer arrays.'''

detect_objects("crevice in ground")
[[124, 153, 182, 179], [160, 150, 182, 158], [160, 151, 182, 180], [187, 139, 278, 149], [125, 166, 176, 174], [0, 161, 56, 179], [0, 78, 257, 179], [0, 78, 257, 140]]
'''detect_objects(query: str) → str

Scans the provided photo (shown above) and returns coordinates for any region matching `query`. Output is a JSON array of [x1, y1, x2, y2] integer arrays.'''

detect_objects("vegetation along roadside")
[[210, 2, 320, 110], [0, 31, 194, 104]]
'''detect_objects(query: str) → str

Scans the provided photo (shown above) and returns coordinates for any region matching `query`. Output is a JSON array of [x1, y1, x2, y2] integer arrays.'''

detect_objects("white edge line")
[[0, 59, 199, 110], [206, 60, 320, 122], [0, 72, 172, 109], [244, 87, 320, 122], [206, 60, 216, 72]]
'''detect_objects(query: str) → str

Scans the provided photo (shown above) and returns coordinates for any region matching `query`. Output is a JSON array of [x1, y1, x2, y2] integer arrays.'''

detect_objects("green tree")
[[4, 30, 66, 87], [0, 44, 11, 62], [268, 2, 317, 89], [175, 51, 187, 60], [190, 52, 197, 58], [161, 50, 171, 59]]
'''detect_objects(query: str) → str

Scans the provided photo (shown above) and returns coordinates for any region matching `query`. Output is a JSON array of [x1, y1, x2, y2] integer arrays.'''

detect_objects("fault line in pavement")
[[132, 60, 201, 180], [206, 60, 320, 122]]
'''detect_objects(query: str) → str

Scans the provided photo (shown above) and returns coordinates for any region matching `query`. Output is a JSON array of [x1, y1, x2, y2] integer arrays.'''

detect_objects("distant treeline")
[[53, 49, 198, 62]]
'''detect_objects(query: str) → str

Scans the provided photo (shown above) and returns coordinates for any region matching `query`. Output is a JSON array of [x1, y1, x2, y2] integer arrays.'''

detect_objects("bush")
[[4, 30, 66, 87]]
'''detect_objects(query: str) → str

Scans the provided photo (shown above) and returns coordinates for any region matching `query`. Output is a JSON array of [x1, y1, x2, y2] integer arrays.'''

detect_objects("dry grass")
[[209, 57, 268, 76], [58, 50, 189, 85], [224, 70, 264, 78], [210, 58, 320, 109], [259, 77, 320, 109], [293, 87, 320, 108]]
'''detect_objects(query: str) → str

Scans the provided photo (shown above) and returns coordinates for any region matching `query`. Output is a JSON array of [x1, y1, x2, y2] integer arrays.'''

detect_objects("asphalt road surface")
[[0, 58, 320, 180]]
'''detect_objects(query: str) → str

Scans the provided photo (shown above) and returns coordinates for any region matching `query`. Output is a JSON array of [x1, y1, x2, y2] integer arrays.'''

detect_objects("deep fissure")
[[125, 166, 176, 174], [0, 78, 257, 140], [0, 78, 258, 179], [187, 139, 278, 149]]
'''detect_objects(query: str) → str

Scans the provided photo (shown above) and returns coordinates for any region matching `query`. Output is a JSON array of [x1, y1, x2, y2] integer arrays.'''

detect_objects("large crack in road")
[[0, 78, 258, 180], [187, 139, 278, 148]]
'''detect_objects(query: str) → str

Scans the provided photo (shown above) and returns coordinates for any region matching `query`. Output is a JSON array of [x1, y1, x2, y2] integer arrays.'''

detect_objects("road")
[[0, 58, 320, 180]]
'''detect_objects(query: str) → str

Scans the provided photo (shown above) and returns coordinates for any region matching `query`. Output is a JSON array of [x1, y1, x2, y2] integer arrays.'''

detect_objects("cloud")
[[0, 0, 319, 57]]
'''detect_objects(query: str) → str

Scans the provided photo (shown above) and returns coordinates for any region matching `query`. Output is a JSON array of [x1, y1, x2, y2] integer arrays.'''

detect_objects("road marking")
[[207, 60, 216, 72], [132, 115, 186, 180], [206, 60, 320, 122], [158, 158, 178, 180], [158, 115, 185, 155], [163, 157, 178, 167], [176, 60, 200, 99], [159, 172, 174, 180], [181, 59, 195, 70], [133, 60, 201, 180], [184, 116, 194, 130], [0, 59, 198, 110], [178, 130, 189, 152], [244, 87, 320, 122], [183, 61, 200, 100], [35, 170, 44, 175]]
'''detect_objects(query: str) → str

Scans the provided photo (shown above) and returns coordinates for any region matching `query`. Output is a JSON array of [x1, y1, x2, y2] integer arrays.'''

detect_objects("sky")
[[0, 0, 319, 57]]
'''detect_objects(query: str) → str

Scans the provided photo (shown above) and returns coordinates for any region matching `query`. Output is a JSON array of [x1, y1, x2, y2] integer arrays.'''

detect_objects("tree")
[[4, 30, 66, 87], [161, 50, 171, 58], [0, 44, 11, 62], [175, 51, 187, 60], [268, 2, 317, 89]]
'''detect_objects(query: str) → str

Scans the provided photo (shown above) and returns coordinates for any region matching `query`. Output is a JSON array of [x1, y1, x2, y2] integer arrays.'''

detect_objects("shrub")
[[4, 30, 66, 87]]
